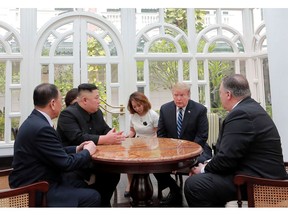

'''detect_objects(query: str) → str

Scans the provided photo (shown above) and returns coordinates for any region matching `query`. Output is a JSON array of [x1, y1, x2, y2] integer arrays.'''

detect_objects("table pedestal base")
[[130, 174, 153, 207]]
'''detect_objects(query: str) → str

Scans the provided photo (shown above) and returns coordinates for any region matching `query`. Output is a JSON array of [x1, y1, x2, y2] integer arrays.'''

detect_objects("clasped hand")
[[189, 162, 206, 176], [76, 140, 96, 155]]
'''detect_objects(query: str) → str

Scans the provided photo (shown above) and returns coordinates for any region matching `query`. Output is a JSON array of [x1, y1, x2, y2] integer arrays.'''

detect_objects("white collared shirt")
[[36, 109, 54, 128]]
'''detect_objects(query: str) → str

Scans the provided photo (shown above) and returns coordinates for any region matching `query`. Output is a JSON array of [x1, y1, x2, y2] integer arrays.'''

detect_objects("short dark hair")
[[33, 83, 59, 107], [222, 74, 251, 98], [78, 83, 98, 93], [127, 91, 151, 114], [65, 88, 78, 107]]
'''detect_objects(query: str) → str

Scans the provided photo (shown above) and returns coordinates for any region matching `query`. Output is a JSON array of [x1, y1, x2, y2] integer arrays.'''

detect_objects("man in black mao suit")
[[57, 83, 125, 207], [9, 83, 101, 207], [184, 74, 287, 207], [155, 82, 212, 206]]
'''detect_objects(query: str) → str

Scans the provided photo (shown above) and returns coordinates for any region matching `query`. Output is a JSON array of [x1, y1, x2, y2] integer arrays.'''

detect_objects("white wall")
[[264, 9, 288, 161]]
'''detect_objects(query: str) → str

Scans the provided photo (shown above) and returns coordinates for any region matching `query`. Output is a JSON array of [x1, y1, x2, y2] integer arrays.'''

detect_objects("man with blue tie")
[[155, 82, 212, 206]]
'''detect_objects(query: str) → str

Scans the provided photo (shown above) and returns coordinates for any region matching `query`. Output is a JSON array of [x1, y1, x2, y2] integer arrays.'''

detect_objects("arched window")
[[0, 21, 22, 147]]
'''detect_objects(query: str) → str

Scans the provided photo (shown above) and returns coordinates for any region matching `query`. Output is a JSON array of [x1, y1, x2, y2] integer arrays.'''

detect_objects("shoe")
[[159, 191, 182, 207], [124, 191, 130, 197]]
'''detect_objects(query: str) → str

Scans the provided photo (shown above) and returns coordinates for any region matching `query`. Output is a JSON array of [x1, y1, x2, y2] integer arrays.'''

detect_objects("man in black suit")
[[9, 83, 101, 207], [155, 82, 212, 206], [57, 83, 125, 207], [184, 74, 287, 207]]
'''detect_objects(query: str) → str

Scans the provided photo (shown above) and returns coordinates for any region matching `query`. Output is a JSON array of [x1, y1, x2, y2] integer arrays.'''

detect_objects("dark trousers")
[[62, 169, 120, 207], [46, 181, 101, 207], [184, 173, 236, 207]]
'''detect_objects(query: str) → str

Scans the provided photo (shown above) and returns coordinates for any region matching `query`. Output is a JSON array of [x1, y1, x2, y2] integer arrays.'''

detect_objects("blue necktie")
[[177, 108, 183, 138]]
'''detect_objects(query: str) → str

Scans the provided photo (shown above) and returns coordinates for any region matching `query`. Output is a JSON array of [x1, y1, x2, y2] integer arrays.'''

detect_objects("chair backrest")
[[234, 174, 288, 207], [0, 168, 49, 207], [0, 168, 12, 190], [207, 113, 220, 150]]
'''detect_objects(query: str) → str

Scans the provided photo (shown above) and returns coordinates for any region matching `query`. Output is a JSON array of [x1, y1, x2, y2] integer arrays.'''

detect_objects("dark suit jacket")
[[205, 96, 287, 179], [57, 103, 111, 146], [9, 109, 91, 187], [157, 100, 208, 148]]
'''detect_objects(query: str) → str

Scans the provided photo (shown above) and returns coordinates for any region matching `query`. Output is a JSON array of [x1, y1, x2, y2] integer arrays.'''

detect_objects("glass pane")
[[42, 33, 56, 56], [149, 39, 177, 53], [150, 86, 171, 112], [137, 61, 144, 82], [137, 36, 147, 53], [12, 61, 20, 84], [55, 35, 73, 56], [0, 41, 5, 53], [263, 58, 272, 117], [198, 60, 204, 80], [87, 36, 106, 56], [104, 35, 117, 56], [0, 62, 5, 142], [149, 61, 178, 92], [137, 87, 144, 93], [111, 87, 119, 106], [7, 34, 20, 53], [198, 85, 205, 105], [136, 8, 159, 33], [11, 89, 20, 112], [111, 64, 118, 83], [210, 41, 233, 53], [183, 61, 189, 81], [197, 38, 206, 53], [236, 39, 245, 53], [41, 64, 49, 83], [54, 64, 73, 97], [240, 60, 246, 76], [88, 64, 106, 87], [261, 38, 267, 51], [178, 37, 188, 53], [11, 117, 20, 141], [209, 60, 234, 112]]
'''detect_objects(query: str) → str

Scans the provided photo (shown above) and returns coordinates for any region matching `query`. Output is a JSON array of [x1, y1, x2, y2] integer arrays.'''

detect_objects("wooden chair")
[[234, 173, 288, 207], [0, 168, 49, 207], [0, 168, 11, 190]]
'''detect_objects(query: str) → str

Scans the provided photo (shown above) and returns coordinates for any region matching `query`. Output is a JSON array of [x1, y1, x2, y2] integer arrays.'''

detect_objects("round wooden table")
[[92, 137, 202, 207]]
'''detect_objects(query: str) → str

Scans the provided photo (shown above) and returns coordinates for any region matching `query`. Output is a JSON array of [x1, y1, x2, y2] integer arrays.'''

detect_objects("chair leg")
[[179, 174, 183, 188], [157, 182, 163, 199]]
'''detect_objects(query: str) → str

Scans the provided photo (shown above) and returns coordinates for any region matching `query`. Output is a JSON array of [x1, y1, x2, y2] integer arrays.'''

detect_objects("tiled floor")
[[111, 173, 188, 207]]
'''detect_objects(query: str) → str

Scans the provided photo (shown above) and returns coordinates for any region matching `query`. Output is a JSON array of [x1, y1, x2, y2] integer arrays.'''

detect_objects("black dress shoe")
[[160, 191, 182, 207]]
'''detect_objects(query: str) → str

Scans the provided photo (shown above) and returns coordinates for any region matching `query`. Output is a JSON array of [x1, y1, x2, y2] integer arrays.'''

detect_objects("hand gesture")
[[99, 128, 126, 145]]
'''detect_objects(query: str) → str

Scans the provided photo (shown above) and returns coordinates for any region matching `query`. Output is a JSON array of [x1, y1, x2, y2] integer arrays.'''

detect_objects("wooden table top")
[[92, 137, 202, 163]]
